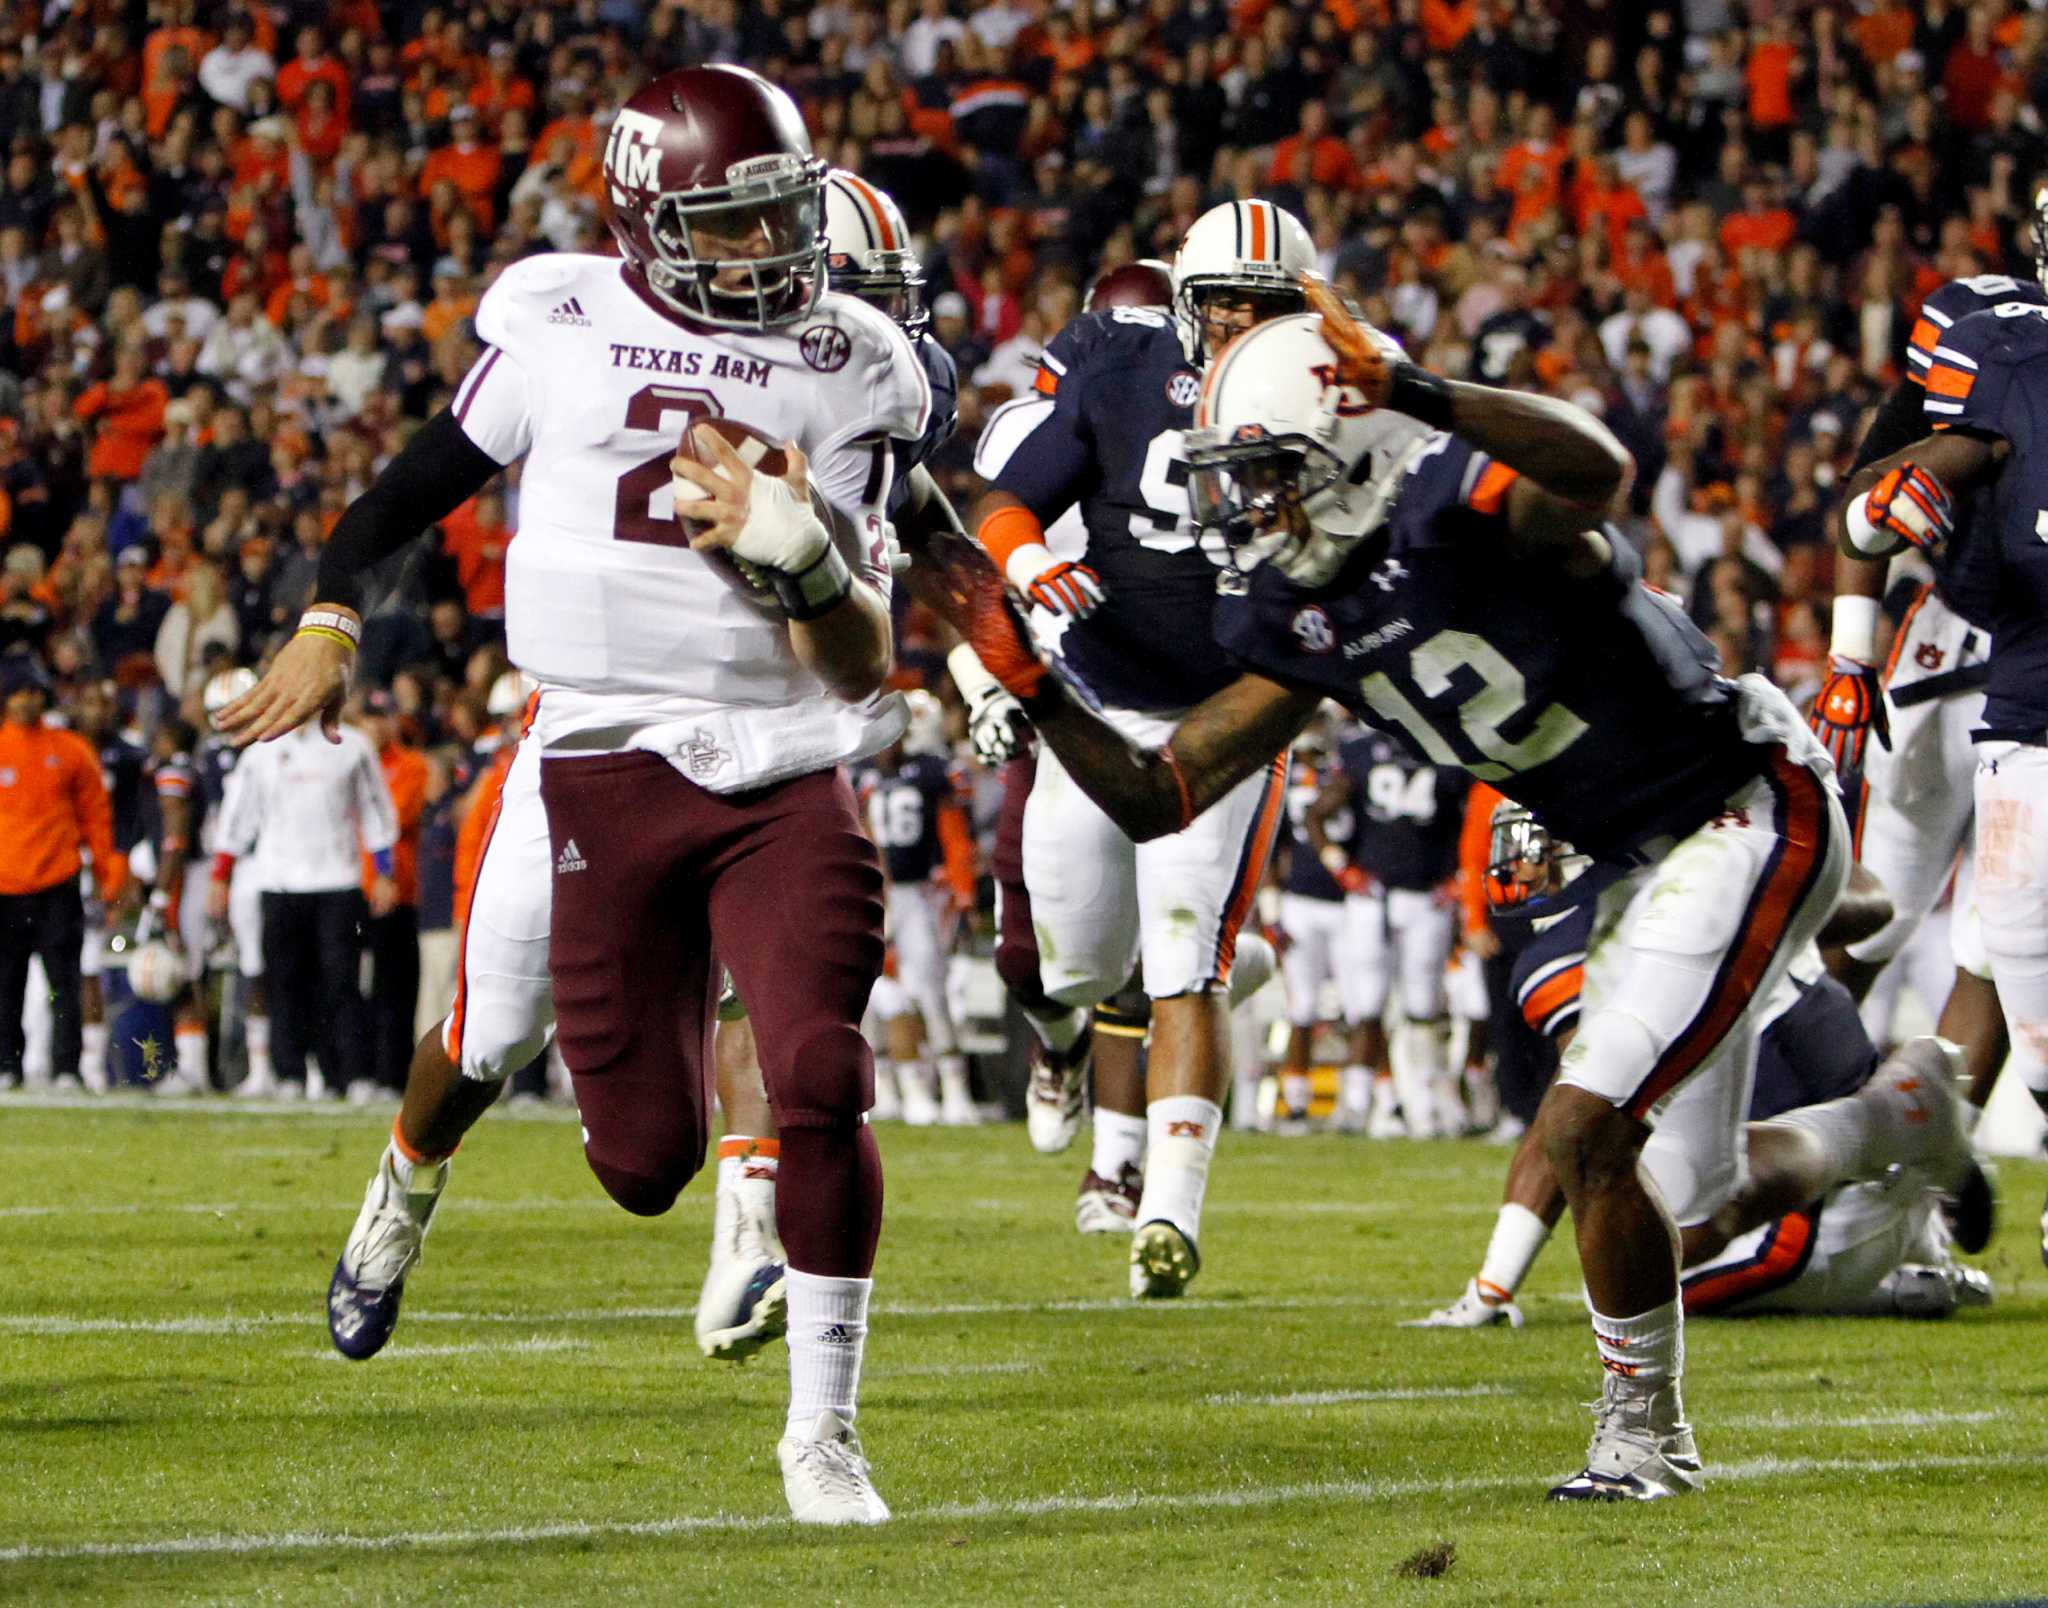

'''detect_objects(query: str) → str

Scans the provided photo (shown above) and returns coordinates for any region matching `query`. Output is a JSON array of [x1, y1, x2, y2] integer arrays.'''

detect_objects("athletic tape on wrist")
[[1829, 595, 1880, 662], [772, 543, 852, 620]]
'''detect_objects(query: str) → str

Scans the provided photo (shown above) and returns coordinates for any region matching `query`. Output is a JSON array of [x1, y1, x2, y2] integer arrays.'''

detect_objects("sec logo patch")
[[1166, 370, 1200, 408], [1291, 606, 1334, 655], [800, 325, 851, 372]]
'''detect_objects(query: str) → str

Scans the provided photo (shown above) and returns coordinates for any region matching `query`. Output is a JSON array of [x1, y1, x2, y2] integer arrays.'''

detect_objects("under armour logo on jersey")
[[556, 838, 588, 874], [1370, 557, 1410, 593], [547, 297, 591, 326]]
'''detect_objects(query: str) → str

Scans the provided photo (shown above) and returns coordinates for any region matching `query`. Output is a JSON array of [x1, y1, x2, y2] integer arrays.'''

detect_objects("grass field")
[[3, 1099, 2047, 1605]]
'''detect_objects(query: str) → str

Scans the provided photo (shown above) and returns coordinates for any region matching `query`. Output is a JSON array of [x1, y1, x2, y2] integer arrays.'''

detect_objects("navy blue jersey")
[[889, 333, 959, 514], [1512, 900, 1874, 1115], [195, 736, 240, 839], [144, 752, 197, 862], [1213, 434, 1758, 858], [856, 750, 965, 884], [97, 735, 148, 853], [1335, 728, 1468, 890], [1280, 757, 1350, 901], [1924, 302, 2048, 734], [987, 307, 1234, 712], [1892, 276, 2048, 628]]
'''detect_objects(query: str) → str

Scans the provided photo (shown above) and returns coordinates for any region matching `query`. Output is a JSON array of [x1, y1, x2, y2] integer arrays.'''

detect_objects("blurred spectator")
[[91, 547, 170, 674], [153, 558, 237, 699], [358, 691, 426, 1094]]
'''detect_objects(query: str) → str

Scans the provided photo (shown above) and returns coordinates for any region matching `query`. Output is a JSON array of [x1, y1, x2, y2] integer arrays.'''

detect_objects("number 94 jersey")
[[1336, 728, 1468, 891], [1214, 434, 1760, 859], [983, 308, 1232, 713], [454, 253, 928, 760]]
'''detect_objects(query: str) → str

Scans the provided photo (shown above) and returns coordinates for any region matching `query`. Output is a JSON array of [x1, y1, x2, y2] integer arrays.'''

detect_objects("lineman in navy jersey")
[[965, 199, 1313, 1300], [940, 287, 1875, 1501], [1309, 728, 1469, 1136], [1839, 259, 2048, 1257]]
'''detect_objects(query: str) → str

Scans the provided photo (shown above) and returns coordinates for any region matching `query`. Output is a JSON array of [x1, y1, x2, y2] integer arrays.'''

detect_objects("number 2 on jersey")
[[1358, 629, 1587, 783], [613, 384, 720, 547]]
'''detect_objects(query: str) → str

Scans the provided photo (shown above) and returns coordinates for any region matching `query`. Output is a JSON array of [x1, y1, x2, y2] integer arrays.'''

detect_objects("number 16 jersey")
[[454, 253, 930, 790], [983, 308, 1233, 713]]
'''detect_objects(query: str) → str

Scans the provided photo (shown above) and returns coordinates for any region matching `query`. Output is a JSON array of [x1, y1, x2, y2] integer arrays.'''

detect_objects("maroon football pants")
[[991, 754, 1045, 1007], [541, 751, 886, 1278]]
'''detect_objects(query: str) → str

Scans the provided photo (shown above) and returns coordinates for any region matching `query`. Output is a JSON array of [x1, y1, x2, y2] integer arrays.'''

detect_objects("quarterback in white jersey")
[[222, 66, 925, 1526]]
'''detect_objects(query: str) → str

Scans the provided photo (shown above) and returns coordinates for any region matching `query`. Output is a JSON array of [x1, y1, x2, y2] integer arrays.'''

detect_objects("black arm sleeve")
[[313, 410, 503, 611], [1847, 378, 1928, 475]]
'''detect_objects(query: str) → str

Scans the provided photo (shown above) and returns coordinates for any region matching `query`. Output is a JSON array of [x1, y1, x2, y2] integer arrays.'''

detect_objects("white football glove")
[[947, 641, 1029, 765], [1004, 541, 1105, 620]]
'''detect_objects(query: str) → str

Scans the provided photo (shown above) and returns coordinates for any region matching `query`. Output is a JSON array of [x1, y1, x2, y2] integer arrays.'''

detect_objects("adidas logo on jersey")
[[556, 838, 587, 874], [547, 297, 592, 326]]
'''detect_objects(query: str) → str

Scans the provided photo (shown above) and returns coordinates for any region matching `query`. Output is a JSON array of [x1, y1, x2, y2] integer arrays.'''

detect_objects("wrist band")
[[1843, 492, 1891, 556], [772, 543, 852, 621], [976, 504, 1046, 570], [211, 852, 235, 883], [1386, 361, 1456, 431], [297, 626, 359, 653], [371, 847, 394, 879], [299, 607, 362, 644], [1829, 595, 1880, 662]]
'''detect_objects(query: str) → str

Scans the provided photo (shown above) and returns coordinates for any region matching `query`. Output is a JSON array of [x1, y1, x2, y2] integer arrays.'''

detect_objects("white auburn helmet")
[[1172, 200, 1315, 351], [901, 687, 947, 755], [1185, 313, 1437, 587], [201, 666, 257, 719], [126, 932, 190, 1003], [823, 169, 927, 338]]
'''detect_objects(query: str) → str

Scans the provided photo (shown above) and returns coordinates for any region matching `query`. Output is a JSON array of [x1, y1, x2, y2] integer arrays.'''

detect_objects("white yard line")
[[2, 1451, 2041, 1565], [1206, 1384, 1513, 1408], [313, 1337, 590, 1362], [1720, 1408, 2006, 1431]]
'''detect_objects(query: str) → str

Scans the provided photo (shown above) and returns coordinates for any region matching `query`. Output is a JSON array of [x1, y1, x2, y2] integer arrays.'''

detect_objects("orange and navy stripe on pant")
[[1207, 755, 1288, 987], [1682, 1204, 1819, 1315], [1849, 581, 1934, 855], [1620, 751, 1833, 1122]]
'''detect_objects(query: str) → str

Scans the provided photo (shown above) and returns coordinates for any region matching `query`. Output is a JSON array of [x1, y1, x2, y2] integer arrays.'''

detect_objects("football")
[[674, 418, 863, 619]]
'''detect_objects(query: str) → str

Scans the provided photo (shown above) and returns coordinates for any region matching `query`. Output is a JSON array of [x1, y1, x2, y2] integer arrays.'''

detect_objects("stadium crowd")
[[0, 0, 2034, 1091]]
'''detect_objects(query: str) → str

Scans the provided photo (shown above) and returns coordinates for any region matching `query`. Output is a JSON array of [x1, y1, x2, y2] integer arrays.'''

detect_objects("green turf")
[[1, 1101, 2045, 1605]]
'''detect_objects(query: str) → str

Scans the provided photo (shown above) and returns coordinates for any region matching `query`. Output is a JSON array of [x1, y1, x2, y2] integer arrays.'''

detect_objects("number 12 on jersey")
[[1357, 628, 1587, 782]]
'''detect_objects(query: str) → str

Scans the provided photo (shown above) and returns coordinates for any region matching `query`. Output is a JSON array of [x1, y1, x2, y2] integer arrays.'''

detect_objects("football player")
[[967, 203, 1309, 1298], [1271, 720, 1363, 1128], [1836, 249, 2048, 1263], [937, 284, 1864, 1500], [221, 69, 935, 1524], [1409, 803, 1985, 1328], [1306, 723, 1470, 1137], [197, 668, 273, 1096], [853, 691, 980, 1125], [1807, 232, 2047, 1099]]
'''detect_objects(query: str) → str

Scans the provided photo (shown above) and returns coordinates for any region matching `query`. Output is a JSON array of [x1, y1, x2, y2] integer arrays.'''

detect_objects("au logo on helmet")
[[800, 325, 851, 372]]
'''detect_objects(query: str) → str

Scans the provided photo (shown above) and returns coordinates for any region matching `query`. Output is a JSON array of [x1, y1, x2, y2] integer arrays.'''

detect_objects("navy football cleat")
[[327, 1152, 448, 1360]]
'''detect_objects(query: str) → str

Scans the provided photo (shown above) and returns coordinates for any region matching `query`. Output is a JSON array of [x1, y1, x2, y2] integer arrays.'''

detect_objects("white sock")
[[785, 1269, 871, 1433], [717, 1139, 780, 1251], [174, 1027, 206, 1084], [1231, 1064, 1263, 1125], [1135, 1096, 1222, 1243], [935, 1052, 972, 1101], [1476, 1203, 1550, 1304], [384, 1138, 447, 1196], [1756, 1093, 1892, 1187], [1589, 1297, 1682, 1397], [81, 1021, 108, 1089], [246, 1014, 272, 1077], [1090, 1107, 1147, 1180], [1028, 1004, 1086, 1055], [1339, 1063, 1372, 1112], [1280, 1070, 1312, 1113]]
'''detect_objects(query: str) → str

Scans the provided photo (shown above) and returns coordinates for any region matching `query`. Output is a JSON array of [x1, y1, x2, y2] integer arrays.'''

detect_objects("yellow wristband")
[[296, 626, 359, 652]]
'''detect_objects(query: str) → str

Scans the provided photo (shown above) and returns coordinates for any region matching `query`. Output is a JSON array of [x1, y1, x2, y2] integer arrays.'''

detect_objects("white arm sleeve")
[[214, 752, 263, 859]]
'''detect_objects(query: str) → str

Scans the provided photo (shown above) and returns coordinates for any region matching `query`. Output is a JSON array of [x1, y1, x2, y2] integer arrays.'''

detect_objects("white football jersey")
[[454, 253, 930, 792]]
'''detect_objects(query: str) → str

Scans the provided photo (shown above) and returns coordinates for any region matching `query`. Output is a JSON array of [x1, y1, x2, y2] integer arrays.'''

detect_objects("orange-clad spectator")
[[1268, 102, 1361, 190], [359, 689, 428, 1091], [418, 106, 501, 232], [264, 245, 333, 327], [142, 16, 212, 114], [1720, 180, 1798, 257], [1497, 105, 1566, 241], [73, 350, 168, 483], [452, 737, 514, 929], [1421, 0, 1479, 53], [1851, 0, 1915, 64], [467, 42, 536, 133], [228, 120, 291, 195], [1612, 219, 1678, 307], [1942, 7, 2006, 131], [295, 78, 347, 164], [143, 40, 205, 139], [0, 655, 125, 1090], [1745, 21, 1800, 130], [439, 488, 511, 619], [1037, 11, 1096, 76], [276, 25, 351, 120], [220, 221, 288, 304], [420, 262, 480, 346], [1572, 156, 1647, 262]]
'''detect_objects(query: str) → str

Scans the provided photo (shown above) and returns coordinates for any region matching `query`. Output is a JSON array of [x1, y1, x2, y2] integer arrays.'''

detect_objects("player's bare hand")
[[205, 880, 230, 923], [215, 628, 352, 745], [368, 875, 398, 918], [1300, 273, 1392, 407], [675, 429, 823, 572], [1466, 927, 1502, 961]]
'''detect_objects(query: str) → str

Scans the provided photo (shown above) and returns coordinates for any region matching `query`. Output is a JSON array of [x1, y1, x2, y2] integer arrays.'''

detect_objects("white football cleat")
[[1401, 1278, 1525, 1329], [1129, 1219, 1199, 1299], [899, 1064, 941, 1127], [1075, 1163, 1141, 1234], [1025, 1028, 1091, 1155], [695, 1171, 787, 1363], [1548, 1381, 1702, 1502], [1869, 1037, 1971, 1191], [1366, 1077, 1404, 1140], [937, 1065, 982, 1127], [869, 1065, 903, 1122], [779, 1411, 891, 1525]]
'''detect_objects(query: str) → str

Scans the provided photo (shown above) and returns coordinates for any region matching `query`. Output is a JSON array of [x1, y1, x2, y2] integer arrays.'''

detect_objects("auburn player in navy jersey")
[[1809, 246, 2044, 1104], [936, 282, 1900, 1500], [1308, 726, 1470, 1137], [194, 668, 273, 1095], [1838, 249, 2048, 1262], [853, 692, 979, 1126], [1270, 723, 1357, 1127], [966, 201, 1308, 1299]]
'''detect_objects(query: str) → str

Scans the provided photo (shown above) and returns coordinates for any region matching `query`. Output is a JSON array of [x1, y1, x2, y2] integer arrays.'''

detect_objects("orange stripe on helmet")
[[842, 173, 897, 251], [1247, 201, 1268, 262]]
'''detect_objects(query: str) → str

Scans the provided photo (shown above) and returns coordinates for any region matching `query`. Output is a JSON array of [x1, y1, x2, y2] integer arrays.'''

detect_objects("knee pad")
[[583, 1148, 698, 1217], [1558, 1005, 1662, 1111], [769, 1021, 874, 1129]]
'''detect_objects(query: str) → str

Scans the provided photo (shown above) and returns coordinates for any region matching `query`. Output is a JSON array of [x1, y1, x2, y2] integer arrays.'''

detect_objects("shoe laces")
[[791, 1433, 873, 1501], [349, 1170, 434, 1290]]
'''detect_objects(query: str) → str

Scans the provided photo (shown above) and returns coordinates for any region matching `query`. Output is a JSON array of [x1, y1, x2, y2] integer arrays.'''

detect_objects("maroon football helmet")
[[1086, 258, 1174, 313], [601, 66, 828, 330]]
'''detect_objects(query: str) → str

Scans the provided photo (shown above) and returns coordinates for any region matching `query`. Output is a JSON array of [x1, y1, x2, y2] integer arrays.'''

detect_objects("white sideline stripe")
[[314, 1337, 590, 1362], [1721, 1408, 2004, 1431], [876, 1360, 1040, 1378], [0, 1094, 581, 1122], [0, 1199, 635, 1219], [4, 1451, 2042, 1564], [0, 1292, 1400, 1338], [1207, 1384, 1510, 1408]]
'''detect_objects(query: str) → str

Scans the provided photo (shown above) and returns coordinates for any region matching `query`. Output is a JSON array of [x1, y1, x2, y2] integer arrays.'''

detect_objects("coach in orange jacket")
[[0, 656, 126, 1089]]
